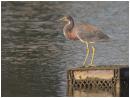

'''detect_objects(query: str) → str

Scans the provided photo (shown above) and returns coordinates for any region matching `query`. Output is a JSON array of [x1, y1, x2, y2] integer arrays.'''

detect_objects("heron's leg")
[[90, 45, 96, 66], [83, 42, 89, 67]]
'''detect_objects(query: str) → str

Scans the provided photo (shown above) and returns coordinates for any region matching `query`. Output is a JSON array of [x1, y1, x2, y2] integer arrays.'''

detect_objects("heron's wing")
[[75, 24, 109, 42]]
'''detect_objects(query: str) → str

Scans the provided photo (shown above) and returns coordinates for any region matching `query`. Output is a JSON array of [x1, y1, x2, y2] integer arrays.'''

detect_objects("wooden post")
[[67, 65, 129, 97]]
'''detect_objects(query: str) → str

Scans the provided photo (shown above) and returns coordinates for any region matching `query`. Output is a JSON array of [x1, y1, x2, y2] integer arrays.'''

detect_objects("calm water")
[[1, 1, 129, 97]]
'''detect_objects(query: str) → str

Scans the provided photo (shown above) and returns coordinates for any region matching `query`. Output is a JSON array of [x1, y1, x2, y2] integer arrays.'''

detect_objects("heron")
[[59, 16, 109, 67]]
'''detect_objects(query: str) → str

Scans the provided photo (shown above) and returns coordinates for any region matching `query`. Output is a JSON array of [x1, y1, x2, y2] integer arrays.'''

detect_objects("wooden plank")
[[67, 65, 129, 97], [73, 70, 114, 80]]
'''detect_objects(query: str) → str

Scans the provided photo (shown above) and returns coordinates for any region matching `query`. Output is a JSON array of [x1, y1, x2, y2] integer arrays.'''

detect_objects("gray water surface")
[[1, 1, 129, 97]]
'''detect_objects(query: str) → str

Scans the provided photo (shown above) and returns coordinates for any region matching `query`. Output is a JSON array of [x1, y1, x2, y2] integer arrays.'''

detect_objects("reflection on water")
[[71, 88, 114, 97], [1, 1, 129, 97], [68, 87, 129, 97]]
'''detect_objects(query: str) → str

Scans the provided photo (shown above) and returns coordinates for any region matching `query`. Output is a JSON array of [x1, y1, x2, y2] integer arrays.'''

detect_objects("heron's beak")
[[58, 16, 67, 21]]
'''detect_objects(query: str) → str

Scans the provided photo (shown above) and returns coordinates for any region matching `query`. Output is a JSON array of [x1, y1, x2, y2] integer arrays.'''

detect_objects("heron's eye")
[[62, 16, 69, 21], [64, 17, 67, 20]]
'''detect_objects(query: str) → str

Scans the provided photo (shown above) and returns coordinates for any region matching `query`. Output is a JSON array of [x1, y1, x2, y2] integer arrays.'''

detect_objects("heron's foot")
[[82, 63, 89, 68], [82, 64, 96, 68], [81, 64, 90, 68], [88, 64, 96, 67]]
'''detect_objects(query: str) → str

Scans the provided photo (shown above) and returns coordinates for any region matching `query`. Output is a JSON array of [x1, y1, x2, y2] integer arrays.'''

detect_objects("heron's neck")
[[64, 20, 74, 33]]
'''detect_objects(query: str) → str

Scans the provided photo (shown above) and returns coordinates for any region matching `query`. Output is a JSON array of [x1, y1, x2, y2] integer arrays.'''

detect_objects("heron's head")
[[58, 16, 74, 31], [59, 16, 73, 22]]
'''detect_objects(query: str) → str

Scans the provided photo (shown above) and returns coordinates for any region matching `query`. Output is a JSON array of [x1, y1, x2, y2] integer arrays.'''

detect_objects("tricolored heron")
[[59, 16, 109, 67]]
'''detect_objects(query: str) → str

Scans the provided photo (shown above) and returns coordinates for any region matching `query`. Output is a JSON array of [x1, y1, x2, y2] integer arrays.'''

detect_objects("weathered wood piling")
[[67, 65, 129, 97]]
